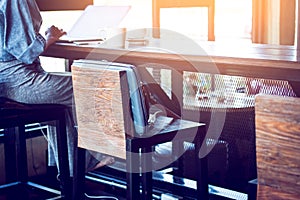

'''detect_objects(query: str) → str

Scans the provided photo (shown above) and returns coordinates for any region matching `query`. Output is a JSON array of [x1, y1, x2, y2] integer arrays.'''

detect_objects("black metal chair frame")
[[71, 62, 209, 200], [0, 97, 71, 199]]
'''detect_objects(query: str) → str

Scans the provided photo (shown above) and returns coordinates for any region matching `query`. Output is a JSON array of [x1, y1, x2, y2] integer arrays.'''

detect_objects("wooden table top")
[[43, 39, 300, 82]]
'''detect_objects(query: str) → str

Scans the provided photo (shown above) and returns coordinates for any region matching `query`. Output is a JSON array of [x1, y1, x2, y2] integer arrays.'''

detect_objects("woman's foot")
[[92, 156, 115, 171]]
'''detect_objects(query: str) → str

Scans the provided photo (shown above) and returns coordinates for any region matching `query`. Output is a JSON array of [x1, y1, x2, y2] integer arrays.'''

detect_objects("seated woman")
[[0, 0, 114, 176]]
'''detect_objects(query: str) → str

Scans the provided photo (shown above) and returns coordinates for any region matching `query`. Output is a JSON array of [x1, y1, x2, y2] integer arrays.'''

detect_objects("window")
[[94, 0, 252, 42], [39, 0, 297, 72]]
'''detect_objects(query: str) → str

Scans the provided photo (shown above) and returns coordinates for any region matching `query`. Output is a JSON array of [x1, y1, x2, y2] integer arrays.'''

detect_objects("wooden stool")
[[0, 97, 71, 199]]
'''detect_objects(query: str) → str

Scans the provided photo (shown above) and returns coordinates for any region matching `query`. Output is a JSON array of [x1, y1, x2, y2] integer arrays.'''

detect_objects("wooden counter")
[[43, 40, 300, 82]]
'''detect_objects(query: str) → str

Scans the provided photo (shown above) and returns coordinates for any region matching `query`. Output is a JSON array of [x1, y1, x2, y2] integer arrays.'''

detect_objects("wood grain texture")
[[45, 42, 300, 82], [257, 184, 300, 200], [255, 94, 300, 198], [72, 64, 127, 159]]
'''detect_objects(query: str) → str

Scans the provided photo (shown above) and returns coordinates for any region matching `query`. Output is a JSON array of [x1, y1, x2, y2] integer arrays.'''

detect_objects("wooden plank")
[[255, 94, 300, 197], [72, 63, 126, 159], [257, 184, 300, 200]]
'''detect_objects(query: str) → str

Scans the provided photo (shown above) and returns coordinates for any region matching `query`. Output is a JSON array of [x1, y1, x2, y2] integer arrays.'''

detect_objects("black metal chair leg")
[[126, 140, 140, 200], [4, 127, 18, 183], [15, 125, 28, 183], [56, 116, 72, 199], [141, 147, 153, 200], [195, 130, 208, 200], [72, 147, 86, 200]]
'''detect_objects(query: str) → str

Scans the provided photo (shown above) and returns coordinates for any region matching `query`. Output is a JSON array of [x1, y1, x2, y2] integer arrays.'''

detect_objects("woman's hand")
[[44, 25, 66, 50]]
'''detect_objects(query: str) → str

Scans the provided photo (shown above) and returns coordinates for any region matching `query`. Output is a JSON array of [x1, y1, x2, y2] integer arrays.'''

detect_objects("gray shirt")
[[0, 0, 45, 64]]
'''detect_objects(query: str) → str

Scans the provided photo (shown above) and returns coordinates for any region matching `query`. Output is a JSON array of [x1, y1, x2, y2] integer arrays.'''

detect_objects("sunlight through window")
[[39, 0, 252, 71]]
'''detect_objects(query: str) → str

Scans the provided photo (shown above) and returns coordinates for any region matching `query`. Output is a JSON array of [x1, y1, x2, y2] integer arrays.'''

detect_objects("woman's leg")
[[2, 61, 113, 175]]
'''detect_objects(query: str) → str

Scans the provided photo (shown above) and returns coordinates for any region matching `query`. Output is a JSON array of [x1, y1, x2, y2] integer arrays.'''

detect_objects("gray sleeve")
[[2, 0, 45, 64]]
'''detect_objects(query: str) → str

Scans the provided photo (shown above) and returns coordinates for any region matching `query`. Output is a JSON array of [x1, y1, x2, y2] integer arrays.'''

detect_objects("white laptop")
[[58, 5, 131, 43]]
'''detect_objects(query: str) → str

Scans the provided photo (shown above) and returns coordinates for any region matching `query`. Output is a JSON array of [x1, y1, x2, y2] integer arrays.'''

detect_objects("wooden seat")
[[254, 94, 300, 199], [152, 0, 215, 40], [71, 60, 208, 200], [0, 97, 71, 199]]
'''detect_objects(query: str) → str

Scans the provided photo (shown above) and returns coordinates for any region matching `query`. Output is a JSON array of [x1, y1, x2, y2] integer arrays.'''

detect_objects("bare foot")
[[92, 156, 115, 170]]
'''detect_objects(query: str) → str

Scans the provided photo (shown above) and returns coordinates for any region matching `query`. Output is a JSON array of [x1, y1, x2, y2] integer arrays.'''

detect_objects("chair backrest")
[[72, 60, 148, 159], [255, 94, 300, 197], [152, 0, 215, 40]]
